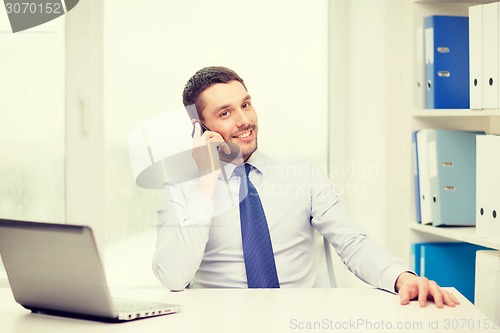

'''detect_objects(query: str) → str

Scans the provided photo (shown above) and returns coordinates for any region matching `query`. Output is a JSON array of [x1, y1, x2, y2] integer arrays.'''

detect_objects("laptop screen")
[[0, 219, 116, 317]]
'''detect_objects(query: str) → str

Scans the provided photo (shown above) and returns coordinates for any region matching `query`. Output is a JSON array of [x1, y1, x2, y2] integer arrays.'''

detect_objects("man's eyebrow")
[[212, 94, 252, 114]]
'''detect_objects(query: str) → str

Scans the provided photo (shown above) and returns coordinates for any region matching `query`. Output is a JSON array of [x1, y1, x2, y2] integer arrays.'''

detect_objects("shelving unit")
[[409, 0, 500, 275], [413, 109, 500, 117], [410, 224, 500, 250], [412, 108, 500, 134]]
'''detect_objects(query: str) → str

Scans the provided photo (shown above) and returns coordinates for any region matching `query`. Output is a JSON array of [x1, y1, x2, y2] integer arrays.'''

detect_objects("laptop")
[[0, 218, 182, 322]]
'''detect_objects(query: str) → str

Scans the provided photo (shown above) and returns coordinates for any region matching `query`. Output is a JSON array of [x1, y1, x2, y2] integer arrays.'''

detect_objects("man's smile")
[[232, 128, 255, 142]]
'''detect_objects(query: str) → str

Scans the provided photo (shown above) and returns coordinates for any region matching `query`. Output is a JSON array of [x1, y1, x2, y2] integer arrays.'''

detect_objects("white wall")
[[0, 7, 65, 222], [65, 0, 105, 241], [101, 0, 330, 286], [103, 0, 328, 165], [0, 0, 66, 285], [329, 0, 412, 286]]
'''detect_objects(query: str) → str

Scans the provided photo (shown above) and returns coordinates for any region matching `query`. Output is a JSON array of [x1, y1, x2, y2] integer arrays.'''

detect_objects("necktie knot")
[[233, 164, 251, 179]]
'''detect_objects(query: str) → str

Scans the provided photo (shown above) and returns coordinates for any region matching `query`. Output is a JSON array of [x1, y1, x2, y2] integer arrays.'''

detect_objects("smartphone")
[[191, 121, 211, 138], [186, 104, 211, 137], [185, 104, 241, 162]]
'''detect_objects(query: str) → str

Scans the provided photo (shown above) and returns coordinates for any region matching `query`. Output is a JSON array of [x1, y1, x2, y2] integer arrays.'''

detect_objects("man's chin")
[[221, 141, 257, 164], [240, 144, 257, 162]]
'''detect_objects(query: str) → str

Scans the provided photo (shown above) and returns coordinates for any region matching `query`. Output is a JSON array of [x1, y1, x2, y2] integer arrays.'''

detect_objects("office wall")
[[328, 0, 413, 289], [0, 11, 66, 285], [99, 0, 329, 286], [0, 10, 66, 286], [0, 12, 65, 222], [329, 0, 412, 263], [101, 0, 329, 242], [102, 0, 414, 288]]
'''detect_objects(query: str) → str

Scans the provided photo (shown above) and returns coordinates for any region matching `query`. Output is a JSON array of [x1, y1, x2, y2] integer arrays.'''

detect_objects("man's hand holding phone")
[[191, 121, 229, 198]]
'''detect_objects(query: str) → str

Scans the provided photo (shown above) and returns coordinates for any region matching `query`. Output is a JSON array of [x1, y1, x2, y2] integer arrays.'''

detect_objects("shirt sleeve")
[[308, 162, 411, 293], [152, 182, 214, 291]]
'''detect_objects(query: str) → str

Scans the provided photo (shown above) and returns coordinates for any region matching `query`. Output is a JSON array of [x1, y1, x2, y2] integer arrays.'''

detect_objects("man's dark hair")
[[182, 66, 246, 118]]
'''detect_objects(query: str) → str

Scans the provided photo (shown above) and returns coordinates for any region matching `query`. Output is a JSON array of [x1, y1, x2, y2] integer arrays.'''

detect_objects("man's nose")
[[234, 109, 249, 127]]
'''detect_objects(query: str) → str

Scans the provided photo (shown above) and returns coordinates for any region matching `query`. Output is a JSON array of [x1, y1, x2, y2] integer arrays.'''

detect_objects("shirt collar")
[[220, 160, 237, 181], [246, 150, 266, 175], [219, 149, 267, 180]]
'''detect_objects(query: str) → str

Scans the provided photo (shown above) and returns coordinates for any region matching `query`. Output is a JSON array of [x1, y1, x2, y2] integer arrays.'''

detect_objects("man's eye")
[[242, 102, 250, 108], [220, 110, 229, 117]]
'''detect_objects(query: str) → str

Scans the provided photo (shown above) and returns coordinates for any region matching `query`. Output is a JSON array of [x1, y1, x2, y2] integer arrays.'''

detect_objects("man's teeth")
[[236, 131, 251, 138]]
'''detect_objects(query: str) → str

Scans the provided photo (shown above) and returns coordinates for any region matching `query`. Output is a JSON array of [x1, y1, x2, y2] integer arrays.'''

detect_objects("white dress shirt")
[[153, 150, 409, 292]]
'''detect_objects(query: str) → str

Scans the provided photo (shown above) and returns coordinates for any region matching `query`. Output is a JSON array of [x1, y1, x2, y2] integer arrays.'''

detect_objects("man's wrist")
[[197, 171, 221, 198], [395, 271, 418, 292]]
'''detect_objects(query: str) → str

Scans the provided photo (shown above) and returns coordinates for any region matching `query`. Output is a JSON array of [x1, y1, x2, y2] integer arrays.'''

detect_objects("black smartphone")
[[191, 121, 211, 138], [185, 104, 241, 162], [186, 104, 211, 137]]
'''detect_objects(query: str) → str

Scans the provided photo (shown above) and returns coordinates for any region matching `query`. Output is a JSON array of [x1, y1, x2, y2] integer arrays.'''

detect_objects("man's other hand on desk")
[[396, 272, 460, 308]]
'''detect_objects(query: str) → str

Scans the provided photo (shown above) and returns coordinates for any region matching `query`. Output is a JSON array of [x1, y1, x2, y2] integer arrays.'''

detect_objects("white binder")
[[476, 135, 500, 241], [415, 26, 425, 109], [497, 2, 500, 109], [416, 129, 432, 225], [469, 5, 483, 110], [475, 250, 500, 322], [482, 2, 498, 109]]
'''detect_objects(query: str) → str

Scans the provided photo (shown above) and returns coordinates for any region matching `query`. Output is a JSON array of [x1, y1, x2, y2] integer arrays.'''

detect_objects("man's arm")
[[152, 181, 215, 291], [396, 272, 460, 308], [308, 162, 452, 301], [153, 123, 226, 291], [309, 162, 408, 293]]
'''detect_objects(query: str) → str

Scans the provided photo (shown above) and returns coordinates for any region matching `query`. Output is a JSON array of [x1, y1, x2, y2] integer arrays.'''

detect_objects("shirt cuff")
[[379, 265, 416, 294]]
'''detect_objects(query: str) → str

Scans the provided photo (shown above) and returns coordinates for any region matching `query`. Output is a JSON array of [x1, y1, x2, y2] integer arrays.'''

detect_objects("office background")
[[0, 0, 413, 288]]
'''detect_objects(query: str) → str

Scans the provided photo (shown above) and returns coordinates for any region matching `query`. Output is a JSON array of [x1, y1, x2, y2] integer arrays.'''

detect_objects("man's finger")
[[417, 278, 429, 307], [428, 281, 444, 308], [219, 142, 231, 155], [399, 287, 411, 305], [192, 121, 202, 138], [442, 291, 459, 307]]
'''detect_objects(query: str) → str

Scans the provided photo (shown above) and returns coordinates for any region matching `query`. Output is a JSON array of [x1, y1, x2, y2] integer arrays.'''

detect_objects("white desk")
[[1, 287, 499, 333]]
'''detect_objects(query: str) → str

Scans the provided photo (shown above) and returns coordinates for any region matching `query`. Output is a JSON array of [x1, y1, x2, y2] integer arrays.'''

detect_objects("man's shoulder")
[[255, 151, 327, 179], [253, 151, 309, 167]]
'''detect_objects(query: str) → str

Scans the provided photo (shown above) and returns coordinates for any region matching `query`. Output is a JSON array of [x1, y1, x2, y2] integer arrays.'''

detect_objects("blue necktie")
[[235, 164, 280, 288]]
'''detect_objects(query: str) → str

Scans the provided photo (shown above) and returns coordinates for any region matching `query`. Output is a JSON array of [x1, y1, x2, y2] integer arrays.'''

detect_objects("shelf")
[[414, 0, 496, 3], [410, 223, 500, 250], [413, 109, 500, 117]]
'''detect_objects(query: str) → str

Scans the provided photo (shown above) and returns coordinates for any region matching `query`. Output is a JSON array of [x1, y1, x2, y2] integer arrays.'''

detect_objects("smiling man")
[[153, 66, 459, 308], [200, 82, 256, 154]]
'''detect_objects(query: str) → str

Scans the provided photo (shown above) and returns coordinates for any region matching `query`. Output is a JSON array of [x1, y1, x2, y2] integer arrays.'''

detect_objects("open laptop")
[[0, 218, 182, 322]]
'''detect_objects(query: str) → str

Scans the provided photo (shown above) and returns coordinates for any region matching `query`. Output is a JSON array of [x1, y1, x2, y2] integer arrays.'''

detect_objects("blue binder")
[[424, 16, 469, 109], [411, 243, 421, 276], [427, 130, 482, 226], [412, 242, 489, 303]]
